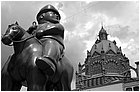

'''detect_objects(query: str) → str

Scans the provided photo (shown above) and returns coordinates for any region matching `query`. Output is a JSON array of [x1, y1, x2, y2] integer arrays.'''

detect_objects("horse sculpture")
[[1, 22, 74, 91]]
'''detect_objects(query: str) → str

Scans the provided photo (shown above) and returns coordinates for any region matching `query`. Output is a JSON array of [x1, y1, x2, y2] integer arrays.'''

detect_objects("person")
[[27, 4, 65, 76]]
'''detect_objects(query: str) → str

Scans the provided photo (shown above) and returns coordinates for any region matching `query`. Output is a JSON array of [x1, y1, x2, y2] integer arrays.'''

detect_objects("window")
[[126, 87, 132, 91], [94, 78, 96, 86], [89, 79, 92, 87], [133, 86, 139, 91], [84, 81, 86, 87], [85, 80, 88, 87], [96, 78, 98, 85], [100, 77, 102, 84], [87, 80, 90, 87], [91, 78, 94, 86], [97, 77, 100, 85]]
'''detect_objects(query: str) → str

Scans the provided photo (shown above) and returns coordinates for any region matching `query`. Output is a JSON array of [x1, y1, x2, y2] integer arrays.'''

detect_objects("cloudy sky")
[[1, 1, 139, 90]]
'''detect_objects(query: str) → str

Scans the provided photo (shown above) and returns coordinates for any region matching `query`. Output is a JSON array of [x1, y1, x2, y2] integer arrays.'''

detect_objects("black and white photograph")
[[1, 1, 139, 91]]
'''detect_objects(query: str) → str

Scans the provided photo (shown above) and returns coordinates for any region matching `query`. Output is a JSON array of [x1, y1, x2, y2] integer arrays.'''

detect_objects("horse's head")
[[2, 22, 26, 45]]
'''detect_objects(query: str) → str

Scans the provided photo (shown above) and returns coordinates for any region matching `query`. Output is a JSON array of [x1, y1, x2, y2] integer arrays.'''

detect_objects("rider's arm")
[[45, 23, 64, 38], [35, 23, 64, 39]]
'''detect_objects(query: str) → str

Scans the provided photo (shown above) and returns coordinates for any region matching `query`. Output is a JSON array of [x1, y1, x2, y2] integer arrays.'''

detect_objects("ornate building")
[[75, 26, 139, 91]]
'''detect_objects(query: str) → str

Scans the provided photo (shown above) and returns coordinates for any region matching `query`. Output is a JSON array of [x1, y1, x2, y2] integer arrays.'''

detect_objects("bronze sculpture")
[[1, 4, 73, 91]]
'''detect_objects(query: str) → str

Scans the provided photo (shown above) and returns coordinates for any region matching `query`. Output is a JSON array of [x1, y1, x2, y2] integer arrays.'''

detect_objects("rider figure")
[[27, 4, 64, 76]]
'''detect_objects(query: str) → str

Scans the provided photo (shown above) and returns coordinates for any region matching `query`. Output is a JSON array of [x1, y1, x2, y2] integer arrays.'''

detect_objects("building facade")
[[74, 26, 139, 91]]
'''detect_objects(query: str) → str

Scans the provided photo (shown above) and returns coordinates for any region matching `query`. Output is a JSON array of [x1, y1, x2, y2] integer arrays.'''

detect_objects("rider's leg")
[[35, 38, 63, 76]]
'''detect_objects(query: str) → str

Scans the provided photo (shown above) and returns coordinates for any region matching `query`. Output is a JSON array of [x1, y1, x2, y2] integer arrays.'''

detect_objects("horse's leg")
[[54, 81, 63, 91], [62, 69, 74, 91], [60, 57, 74, 91], [53, 71, 71, 91], [1, 66, 22, 91], [61, 72, 71, 91], [45, 80, 54, 91], [1, 71, 13, 90], [11, 81, 22, 91], [26, 67, 47, 91]]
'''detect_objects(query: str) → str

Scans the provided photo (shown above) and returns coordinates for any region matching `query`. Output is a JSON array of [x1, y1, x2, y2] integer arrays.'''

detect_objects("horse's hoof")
[[35, 57, 56, 76]]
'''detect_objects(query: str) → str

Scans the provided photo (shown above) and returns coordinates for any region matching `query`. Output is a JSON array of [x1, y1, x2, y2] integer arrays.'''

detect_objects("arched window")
[[126, 87, 132, 91], [133, 86, 139, 91], [91, 78, 94, 86], [92, 63, 102, 74]]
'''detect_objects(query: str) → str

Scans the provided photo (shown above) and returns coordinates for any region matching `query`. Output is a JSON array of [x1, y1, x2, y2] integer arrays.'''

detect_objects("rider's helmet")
[[36, 4, 61, 24]]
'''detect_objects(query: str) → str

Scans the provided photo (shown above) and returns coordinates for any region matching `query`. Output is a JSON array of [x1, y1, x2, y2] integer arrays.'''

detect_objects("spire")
[[76, 71, 78, 75], [87, 50, 91, 57], [113, 40, 116, 45], [95, 38, 100, 44], [98, 25, 108, 40], [78, 62, 81, 67], [109, 43, 111, 48]]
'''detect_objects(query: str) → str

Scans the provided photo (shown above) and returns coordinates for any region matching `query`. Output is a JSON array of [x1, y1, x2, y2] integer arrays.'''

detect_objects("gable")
[[106, 49, 116, 55], [92, 51, 100, 57]]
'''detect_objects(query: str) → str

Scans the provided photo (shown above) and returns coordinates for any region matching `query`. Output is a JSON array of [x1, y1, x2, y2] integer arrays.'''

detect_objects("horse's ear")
[[8, 25, 11, 28], [15, 21, 19, 25]]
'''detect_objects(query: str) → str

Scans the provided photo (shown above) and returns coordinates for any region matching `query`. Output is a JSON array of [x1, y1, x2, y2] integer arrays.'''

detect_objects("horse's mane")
[[16, 25, 26, 32]]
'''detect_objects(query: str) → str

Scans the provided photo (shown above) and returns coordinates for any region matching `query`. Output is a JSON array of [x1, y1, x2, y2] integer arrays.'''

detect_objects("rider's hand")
[[27, 25, 37, 34], [35, 30, 44, 39]]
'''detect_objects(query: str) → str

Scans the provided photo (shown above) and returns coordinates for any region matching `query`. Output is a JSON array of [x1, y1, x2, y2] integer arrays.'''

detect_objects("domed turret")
[[90, 26, 118, 55], [98, 26, 108, 40]]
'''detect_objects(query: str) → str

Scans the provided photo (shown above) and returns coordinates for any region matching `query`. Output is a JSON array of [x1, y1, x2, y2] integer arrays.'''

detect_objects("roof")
[[90, 40, 119, 56]]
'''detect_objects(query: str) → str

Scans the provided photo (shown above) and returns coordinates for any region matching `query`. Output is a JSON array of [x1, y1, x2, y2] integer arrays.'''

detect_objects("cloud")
[[84, 0, 95, 4], [84, 21, 94, 31]]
